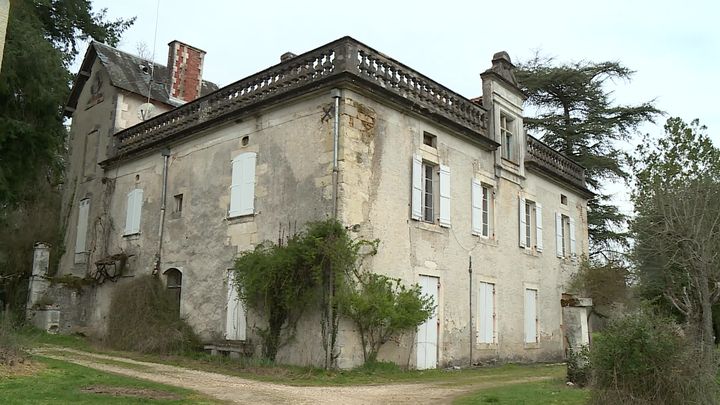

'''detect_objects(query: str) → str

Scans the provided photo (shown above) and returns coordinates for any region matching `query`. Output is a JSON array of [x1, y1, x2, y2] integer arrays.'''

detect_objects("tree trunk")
[[698, 273, 715, 370]]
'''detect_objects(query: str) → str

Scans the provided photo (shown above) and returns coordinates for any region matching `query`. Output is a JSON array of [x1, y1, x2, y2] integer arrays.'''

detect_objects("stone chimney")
[[167, 40, 206, 102]]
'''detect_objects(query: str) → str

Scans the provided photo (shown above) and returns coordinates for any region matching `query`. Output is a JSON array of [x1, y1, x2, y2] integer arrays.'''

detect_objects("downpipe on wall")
[[469, 254, 473, 367], [153, 148, 171, 276], [325, 89, 341, 370]]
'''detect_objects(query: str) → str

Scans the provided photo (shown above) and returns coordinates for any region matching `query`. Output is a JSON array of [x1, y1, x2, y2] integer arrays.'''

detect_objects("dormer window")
[[500, 114, 514, 161]]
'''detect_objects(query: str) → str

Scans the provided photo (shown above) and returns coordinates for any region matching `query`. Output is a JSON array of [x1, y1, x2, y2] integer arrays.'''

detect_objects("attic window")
[[423, 133, 437, 148]]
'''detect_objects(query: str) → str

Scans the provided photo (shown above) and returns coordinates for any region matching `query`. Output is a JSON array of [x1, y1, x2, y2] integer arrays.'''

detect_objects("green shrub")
[[340, 273, 434, 363], [590, 310, 718, 404], [105, 275, 199, 354]]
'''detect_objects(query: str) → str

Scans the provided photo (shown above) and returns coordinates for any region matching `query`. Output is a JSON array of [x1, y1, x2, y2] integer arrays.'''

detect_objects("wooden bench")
[[203, 341, 253, 359]]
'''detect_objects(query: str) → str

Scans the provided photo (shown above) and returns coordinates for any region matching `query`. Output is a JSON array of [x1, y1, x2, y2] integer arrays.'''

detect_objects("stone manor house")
[[42, 36, 593, 369]]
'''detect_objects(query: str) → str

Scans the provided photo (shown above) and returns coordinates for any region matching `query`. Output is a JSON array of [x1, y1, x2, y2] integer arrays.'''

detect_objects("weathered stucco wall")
[[60, 90, 338, 365], [333, 86, 588, 368]]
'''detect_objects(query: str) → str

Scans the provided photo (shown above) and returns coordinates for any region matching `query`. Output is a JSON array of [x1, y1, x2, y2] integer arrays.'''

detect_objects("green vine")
[[233, 219, 432, 366], [233, 219, 375, 361]]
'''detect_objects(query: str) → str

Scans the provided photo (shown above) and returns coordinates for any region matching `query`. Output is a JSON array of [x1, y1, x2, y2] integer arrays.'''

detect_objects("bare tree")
[[632, 117, 720, 369]]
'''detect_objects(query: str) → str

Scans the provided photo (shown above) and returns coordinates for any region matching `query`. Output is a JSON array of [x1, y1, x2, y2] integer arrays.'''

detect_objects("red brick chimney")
[[167, 40, 206, 102]]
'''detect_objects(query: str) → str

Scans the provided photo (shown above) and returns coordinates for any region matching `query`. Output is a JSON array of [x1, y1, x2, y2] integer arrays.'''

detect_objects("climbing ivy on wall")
[[233, 219, 371, 361], [233, 219, 433, 366]]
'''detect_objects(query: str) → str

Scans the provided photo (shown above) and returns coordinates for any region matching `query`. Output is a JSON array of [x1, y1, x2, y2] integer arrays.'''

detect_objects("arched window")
[[164, 268, 182, 315]]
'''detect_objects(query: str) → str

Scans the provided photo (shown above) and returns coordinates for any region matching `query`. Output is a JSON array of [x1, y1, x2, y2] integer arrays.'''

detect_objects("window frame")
[[422, 162, 435, 223], [472, 179, 493, 238], [500, 114, 514, 161]]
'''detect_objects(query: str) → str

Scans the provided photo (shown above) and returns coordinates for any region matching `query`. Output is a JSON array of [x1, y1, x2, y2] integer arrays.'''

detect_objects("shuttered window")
[[75, 199, 90, 254], [472, 180, 491, 237], [124, 189, 143, 235], [411, 154, 423, 220], [411, 156, 450, 227], [555, 213, 577, 259], [535, 203, 543, 252], [555, 212, 564, 258], [524, 288, 538, 343], [229, 152, 257, 217], [519, 197, 527, 248], [478, 282, 495, 344], [438, 165, 451, 227]]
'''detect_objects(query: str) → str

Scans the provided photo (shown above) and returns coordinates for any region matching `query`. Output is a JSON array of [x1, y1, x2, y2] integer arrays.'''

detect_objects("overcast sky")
[[87, 0, 718, 213]]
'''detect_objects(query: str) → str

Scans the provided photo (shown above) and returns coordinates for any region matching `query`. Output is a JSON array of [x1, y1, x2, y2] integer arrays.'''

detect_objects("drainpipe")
[[326, 89, 341, 370], [331, 89, 341, 218], [154, 148, 171, 275], [468, 254, 473, 367]]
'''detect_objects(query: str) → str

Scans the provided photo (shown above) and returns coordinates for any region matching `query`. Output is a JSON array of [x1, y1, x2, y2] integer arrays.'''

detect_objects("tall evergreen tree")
[[0, 0, 133, 313], [0, 0, 133, 206], [516, 57, 661, 257]]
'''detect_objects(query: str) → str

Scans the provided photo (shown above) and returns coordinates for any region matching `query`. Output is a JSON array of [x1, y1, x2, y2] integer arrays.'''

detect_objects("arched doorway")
[[164, 268, 182, 315]]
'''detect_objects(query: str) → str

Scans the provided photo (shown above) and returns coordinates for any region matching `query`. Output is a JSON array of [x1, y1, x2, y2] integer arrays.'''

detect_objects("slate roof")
[[64, 41, 219, 117]]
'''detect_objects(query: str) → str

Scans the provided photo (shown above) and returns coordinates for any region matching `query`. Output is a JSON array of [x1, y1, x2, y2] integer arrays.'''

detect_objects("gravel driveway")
[[34, 347, 550, 404]]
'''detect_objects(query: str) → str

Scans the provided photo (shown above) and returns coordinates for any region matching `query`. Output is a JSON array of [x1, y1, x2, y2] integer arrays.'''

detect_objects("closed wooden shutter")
[[439, 165, 451, 227], [519, 197, 527, 248], [479, 282, 495, 343], [411, 154, 422, 220], [75, 199, 90, 253], [471, 179, 482, 235], [229, 152, 256, 217], [524, 288, 538, 343], [555, 212, 564, 258], [535, 203, 543, 252], [124, 189, 143, 235]]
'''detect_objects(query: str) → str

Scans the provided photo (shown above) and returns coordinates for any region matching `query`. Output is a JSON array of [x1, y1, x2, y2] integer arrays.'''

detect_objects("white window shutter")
[[229, 158, 242, 216], [479, 282, 495, 344], [75, 199, 90, 253], [524, 289, 537, 343], [411, 154, 422, 220], [239, 153, 256, 215], [130, 189, 143, 234], [229, 153, 256, 217], [124, 191, 135, 235], [555, 212, 563, 258], [519, 197, 527, 248], [439, 165, 451, 227], [535, 203, 543, 252], [486, 283, 495, 343], [478, 283, 486, 343], [471, 179, 482, 235], [569, 217, 577, 257], [225, 270, 247, 340]]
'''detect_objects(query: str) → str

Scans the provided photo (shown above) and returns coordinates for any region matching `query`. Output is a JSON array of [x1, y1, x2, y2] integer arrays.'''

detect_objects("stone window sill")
[[226, 213, 255, 224]]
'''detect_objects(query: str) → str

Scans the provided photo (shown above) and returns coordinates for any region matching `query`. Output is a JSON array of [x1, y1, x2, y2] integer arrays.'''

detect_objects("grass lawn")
[[25, 328, 591, 405], [454, 378, 590, 404], [0, 356, 220, 405]]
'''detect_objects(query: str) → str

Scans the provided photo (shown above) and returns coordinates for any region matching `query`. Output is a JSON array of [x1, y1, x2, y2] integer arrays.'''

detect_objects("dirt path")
[[33, 347, 551, 404]]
